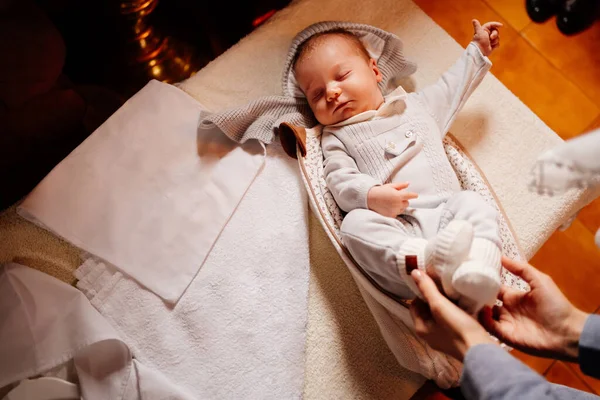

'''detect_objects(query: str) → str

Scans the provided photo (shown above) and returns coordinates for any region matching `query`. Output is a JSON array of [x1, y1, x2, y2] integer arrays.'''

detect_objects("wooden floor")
[[410, 0, 600, 397]]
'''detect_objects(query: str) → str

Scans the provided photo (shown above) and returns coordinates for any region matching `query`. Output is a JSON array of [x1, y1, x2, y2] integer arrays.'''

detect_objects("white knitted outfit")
[[323, 43, 502, 311]]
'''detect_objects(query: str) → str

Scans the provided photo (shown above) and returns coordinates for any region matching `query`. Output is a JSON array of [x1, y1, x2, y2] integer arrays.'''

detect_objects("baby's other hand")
[[367, 182, 418, 218], [472, 19, 502, 57]]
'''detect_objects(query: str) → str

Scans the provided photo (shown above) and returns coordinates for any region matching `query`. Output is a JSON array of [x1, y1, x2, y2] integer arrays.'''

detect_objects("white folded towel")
[[75, 141, 311, 399], [18, 80, 265, 304]]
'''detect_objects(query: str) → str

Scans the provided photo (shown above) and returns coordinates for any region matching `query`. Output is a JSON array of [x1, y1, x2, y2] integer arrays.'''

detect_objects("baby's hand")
[[472, 19, 502, 57], [367, 182, 418, 218]]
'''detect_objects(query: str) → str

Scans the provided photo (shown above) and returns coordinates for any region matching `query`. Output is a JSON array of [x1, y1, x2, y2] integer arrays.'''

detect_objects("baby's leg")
[[441, 191, 502, 313], [340, 208, 427, 299]]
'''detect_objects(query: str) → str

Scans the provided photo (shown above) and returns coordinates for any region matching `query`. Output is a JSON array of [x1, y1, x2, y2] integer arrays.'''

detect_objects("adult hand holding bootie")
[[409, 257, 599, 399]]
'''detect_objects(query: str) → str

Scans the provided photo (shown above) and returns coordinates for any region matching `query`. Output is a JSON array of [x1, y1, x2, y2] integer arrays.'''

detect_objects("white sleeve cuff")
[[354, 178, 380, 210], [468, 41, 493, 68]]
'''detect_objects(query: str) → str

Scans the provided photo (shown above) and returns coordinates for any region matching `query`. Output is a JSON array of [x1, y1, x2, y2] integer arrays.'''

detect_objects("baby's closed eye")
[[337, 71, 351, 80]]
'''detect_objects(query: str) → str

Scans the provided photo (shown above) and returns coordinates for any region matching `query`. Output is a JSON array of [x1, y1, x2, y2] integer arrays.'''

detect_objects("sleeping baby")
[[293, 20, 503, 314]]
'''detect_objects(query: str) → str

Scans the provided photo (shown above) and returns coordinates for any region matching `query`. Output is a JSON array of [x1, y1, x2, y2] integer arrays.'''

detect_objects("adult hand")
[[367, 182, 418, 218], [409, 269, 495, 362], [480, 256, 589, 362], [472, 19, 502, 57]]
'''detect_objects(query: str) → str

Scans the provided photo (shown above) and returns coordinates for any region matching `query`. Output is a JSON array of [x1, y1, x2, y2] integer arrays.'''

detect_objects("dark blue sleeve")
[[460, 344, 598, 400], [580, 314, 600, 379]]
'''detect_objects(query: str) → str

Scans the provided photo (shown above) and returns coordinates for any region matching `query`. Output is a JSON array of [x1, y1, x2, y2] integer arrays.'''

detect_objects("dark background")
[[0, 0, 290, 210], [36, 0, 292, 94]]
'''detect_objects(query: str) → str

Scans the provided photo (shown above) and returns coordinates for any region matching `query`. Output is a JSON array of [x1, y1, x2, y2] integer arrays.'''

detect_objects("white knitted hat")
[[282, 21, 417, 98]]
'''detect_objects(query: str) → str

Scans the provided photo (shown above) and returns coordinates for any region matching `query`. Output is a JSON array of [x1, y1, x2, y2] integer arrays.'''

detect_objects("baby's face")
[[295, 36, 384, 126]]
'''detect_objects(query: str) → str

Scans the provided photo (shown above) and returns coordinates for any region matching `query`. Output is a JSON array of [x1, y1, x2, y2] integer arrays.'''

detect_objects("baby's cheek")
[[315, 104, 327, 119], [311, 108, 325, 125]]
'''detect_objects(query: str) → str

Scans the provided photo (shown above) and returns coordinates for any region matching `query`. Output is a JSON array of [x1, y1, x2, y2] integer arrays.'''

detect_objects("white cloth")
[[74, 140, 311, 400], [529, 127, 600, 247], [529, 128, 600, 196], [18, 80, 266, 304], [0, 263, 193, 400]]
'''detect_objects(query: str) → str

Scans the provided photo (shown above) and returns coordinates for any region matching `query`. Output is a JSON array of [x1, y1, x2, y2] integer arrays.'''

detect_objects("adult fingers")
[[497, 285, 517, 302], [411, 269, 446, 308], [479, 306, 500, 333], [490, 30, 499, 40], [414, 270, 482, 339], [480, 305, 512, 341], [501, 256, 539, 284], [497, 285, 508, 302], [410, 299, 432, 336]]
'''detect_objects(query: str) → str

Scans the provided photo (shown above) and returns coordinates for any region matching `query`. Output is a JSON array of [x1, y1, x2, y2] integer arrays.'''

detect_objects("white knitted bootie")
[[452, 238, 502, 314], [431, 220, 475, 300], [397, 220, 474, 299]]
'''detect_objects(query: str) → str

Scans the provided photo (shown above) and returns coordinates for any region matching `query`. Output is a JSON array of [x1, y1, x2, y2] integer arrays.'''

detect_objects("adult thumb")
[[411, 270, 443, 305], [472, 19, 482, 33]]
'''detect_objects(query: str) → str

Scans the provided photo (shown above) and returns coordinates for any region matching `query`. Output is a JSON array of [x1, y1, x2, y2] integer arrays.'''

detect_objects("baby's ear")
[[370, 59, 383, 82]]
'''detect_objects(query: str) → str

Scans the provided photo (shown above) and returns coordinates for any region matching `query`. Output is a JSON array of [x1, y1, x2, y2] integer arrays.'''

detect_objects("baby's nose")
[[327, 86, 342, 101]]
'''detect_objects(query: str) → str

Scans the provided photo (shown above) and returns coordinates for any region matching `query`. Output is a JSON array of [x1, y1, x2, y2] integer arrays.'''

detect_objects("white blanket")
[[74, 138, 310, 399], [18, 80, 265, 304]]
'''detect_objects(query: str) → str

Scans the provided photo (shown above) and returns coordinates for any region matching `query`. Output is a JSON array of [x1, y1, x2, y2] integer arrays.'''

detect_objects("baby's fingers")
[[400, 191, 419, 200], [482, 21, 503, 31], [490, 30, 499, 40], [390, 181, 410, 191]]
